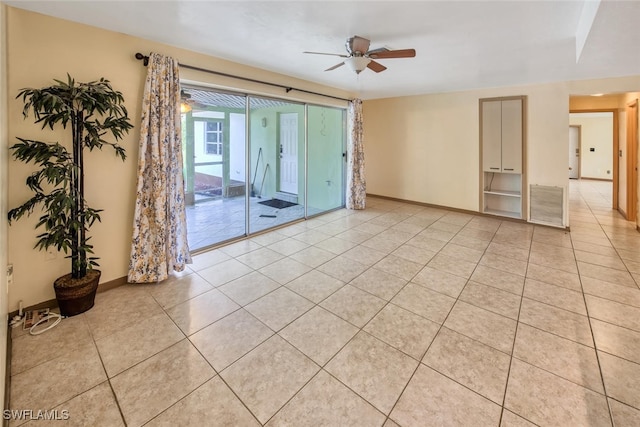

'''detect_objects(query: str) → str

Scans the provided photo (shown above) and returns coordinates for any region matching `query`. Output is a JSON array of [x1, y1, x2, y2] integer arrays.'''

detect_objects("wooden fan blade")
[[304, 51, 348, 57], [349, 36, 371, 54], [367, 60, 387, 73], [366, 47, 389, 55], [369, 48, 416, 59], [325, 62, 345, 71]]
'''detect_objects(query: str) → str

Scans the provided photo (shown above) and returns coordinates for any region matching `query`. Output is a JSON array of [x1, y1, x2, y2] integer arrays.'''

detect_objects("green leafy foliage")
[[8, 75, 133, 279]]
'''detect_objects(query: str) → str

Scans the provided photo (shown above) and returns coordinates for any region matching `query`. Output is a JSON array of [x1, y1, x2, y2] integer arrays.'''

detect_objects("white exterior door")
[[279, 113, 298, 194], [569, 126, 580, 179]]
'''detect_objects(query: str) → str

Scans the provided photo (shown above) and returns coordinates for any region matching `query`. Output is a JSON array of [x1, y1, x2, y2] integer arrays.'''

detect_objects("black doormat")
[[258, 198, 297, 209]]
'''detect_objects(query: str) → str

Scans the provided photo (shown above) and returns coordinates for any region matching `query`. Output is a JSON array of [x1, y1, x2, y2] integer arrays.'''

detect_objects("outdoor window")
[[205, 121, 223, 155]]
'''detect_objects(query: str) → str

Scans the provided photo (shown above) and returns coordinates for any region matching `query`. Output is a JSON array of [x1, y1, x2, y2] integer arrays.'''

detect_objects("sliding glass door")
[[307, 105, 346, 215], [249, 98, 305, 234], [181, 87, 247, 250], [181, 85, 346, 252]]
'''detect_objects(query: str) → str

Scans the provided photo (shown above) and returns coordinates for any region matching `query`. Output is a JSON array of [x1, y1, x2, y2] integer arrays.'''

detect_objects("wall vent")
[[529, 184, 565, 227]]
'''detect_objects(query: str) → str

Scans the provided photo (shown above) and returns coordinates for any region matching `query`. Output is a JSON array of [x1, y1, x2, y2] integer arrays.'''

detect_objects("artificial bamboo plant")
[[8, 75, 133, 281]]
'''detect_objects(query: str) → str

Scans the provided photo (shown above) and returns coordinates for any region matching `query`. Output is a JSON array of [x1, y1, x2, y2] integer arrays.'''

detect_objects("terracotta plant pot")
[[53, 270, 101, 317]]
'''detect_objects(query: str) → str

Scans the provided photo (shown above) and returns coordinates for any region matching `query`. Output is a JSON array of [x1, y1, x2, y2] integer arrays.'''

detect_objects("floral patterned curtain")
[[128, 53, 191, 283], [346, 98, 366, 209]]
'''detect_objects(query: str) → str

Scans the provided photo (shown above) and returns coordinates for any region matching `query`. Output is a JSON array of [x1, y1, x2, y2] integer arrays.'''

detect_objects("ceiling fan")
[[304, 36, 416, 74]]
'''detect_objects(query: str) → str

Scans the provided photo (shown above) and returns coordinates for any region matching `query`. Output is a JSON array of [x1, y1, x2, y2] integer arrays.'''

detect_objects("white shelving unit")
[[483, 189, 521, 197], [480, 96, 526, 219], [483, 208, 522, 219], [483, 171, 522, 218]]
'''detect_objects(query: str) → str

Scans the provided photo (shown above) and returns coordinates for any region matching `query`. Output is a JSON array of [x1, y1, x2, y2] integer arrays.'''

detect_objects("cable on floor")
[[28, 312, 62, 335]]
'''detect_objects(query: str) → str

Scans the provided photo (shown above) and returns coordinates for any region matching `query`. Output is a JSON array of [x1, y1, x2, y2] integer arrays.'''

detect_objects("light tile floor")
[[9, 179, 640, 426]]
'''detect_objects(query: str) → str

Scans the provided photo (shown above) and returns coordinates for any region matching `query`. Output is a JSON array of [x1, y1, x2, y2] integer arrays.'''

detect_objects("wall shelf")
[[483, 189, 521, 197], [484, 208, 522, 219]]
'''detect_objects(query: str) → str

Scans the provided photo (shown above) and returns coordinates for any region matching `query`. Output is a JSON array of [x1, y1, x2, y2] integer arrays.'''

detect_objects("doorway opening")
[[569, 110, 618, 212]]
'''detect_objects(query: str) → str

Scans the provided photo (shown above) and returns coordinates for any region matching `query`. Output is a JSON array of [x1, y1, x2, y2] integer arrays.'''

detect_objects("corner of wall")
[[0, 1, 9, 410]]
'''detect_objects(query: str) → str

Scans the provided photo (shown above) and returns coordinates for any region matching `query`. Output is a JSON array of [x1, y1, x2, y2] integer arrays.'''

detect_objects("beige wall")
[[364, 82, 570, 217], [569, 113, 614, 180], [364, 92, 480, 210], [5, 8, 352, 310]]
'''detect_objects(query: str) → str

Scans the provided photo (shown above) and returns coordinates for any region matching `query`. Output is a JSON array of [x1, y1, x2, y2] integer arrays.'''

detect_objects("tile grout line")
[[162, 282, 268, 426], [505, 211, 622, 398], [257, 206, 435, 424], [383, 214, 509, 424], [572, 185, 621, 427], [196, 209, 397, 424], [266, 209, 487, 424], [88, 317, 129, 426], [575, 183, 640, 290], [143, 275, 268, 426], [310, 209, 456, 425], [495, 220, 533, 427]]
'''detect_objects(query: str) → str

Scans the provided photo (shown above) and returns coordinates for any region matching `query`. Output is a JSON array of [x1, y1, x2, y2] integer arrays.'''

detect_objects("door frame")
[[569, 108, 619, 210], [569, 125, 582, 179], [627, 100, 638, 222]]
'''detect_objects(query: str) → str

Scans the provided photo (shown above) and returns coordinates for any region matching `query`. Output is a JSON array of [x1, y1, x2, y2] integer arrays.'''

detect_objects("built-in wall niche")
[[483, 172, 522, 218], [479, 96, 527, 220]]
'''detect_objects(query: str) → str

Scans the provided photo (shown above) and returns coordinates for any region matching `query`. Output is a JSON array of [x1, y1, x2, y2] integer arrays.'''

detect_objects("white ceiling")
[[6, 0, 640, 99]]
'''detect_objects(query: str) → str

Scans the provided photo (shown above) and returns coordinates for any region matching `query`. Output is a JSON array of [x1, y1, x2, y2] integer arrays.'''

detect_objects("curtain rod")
[[134, 53, 351, 103]]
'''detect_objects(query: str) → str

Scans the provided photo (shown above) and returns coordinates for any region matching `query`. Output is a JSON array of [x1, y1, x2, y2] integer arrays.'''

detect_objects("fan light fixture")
[[345, 56, 371, 74], [180, 102, 192, 113], [304, 35, 416, 75]]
